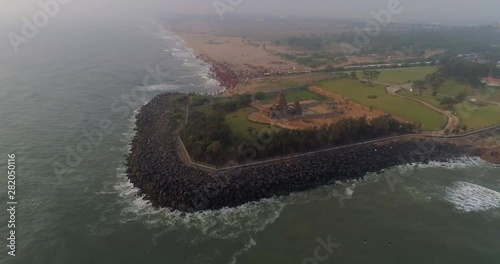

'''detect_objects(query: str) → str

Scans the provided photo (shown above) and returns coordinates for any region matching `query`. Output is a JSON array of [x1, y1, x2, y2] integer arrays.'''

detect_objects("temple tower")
[[273, 90, 288, 110]]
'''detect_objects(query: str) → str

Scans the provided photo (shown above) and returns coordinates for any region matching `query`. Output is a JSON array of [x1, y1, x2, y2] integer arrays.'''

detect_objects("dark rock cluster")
[[127, 93, 474, 212]]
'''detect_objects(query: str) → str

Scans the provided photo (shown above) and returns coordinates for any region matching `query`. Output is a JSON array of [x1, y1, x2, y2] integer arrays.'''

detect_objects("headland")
[[126, 93, 498, 213]]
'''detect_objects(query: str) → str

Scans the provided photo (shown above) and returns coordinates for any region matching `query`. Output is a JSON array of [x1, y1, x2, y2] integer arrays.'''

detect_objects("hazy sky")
[[1, 0, 499, 25], [159, 0, 500, 24]]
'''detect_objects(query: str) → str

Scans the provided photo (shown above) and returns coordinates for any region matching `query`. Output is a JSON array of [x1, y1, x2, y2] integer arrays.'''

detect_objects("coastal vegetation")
[[178, 92, 419, 166], [280, 26, 500, 58]]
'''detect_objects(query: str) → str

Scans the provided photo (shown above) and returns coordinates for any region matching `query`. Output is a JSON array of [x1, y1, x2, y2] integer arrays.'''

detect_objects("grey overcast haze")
[[2, 0, 500, 262], [159, 0, 500, 24], [1, 0, 499, 25]]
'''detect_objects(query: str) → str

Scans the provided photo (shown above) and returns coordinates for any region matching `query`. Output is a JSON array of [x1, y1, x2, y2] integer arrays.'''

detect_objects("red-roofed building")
[[482, 77, 500, 87]]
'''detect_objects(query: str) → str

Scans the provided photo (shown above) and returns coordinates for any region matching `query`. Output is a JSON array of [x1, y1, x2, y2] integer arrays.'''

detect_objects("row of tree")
[[180, 107, 419, 165], [282, 26, 500, 57], [438, 57, 500, 86]]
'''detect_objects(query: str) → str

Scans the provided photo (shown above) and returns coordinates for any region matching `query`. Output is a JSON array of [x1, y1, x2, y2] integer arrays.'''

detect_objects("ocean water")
[[1, 13, 500, 264]]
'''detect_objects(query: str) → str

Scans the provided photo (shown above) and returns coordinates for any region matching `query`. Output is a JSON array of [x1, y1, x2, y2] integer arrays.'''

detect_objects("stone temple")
[[264, 90, 302, 119]]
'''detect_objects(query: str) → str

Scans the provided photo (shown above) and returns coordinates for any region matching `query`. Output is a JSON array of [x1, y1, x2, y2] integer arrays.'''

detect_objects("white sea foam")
[[114, 149, 491, 239], [229, 238, 257, 264], [445, 181, 500, 213], [183, 62, 199, 68], [113, 163, 365, 242], [171, 49, 195, 59], [140, 83, 183, 92], [393, 157, 489, 174], [150, 26, 224, 94], [115, 174, 287, 241], [404, 186, 432, 202]]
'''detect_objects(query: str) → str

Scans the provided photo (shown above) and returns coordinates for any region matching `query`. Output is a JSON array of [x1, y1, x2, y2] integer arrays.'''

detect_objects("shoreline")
[[126, 93, 497, 213], [168, 25, 317, 95]]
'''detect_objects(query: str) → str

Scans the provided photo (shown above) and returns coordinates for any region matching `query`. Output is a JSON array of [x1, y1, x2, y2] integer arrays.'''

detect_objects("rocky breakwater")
[[478, 147, 500, 164], [127, 93, 479, 212]]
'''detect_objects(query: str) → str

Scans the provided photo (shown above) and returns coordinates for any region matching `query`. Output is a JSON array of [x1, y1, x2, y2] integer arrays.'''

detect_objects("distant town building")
[[481, 77, 500, 87]]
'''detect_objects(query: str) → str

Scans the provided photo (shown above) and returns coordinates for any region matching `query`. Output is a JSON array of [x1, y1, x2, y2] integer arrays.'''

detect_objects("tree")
[[363, 70, 380, 86], [254, 92, 266, 101], [455, 92, 467, 103], [350, 70, 357, 83], [432, 87, 438, 96]]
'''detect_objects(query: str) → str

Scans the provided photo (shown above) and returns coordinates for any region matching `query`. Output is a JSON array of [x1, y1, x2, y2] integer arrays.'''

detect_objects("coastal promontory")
[[126, 93, 494, 212]]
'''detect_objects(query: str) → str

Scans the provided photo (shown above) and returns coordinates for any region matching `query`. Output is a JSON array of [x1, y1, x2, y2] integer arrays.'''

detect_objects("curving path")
[[384, 83, 459, 133]]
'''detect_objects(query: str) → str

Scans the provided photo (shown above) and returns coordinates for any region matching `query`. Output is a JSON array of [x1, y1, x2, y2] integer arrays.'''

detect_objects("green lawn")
[[225, 107, 280, 140], [376, 67, 437, 85], [455, 102, 500, 130], [398, 90, 447, 108], [399, 89, 500, 130], [476, 86, 500, 102], [314, 79, 447, 130], [261, 87, 329, 104]]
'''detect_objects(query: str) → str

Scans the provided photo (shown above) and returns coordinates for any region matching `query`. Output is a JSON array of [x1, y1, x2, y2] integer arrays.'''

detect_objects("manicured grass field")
[[314, 79, 447, 130], [398, 90, 447, 108], [376, 67, 437, 85], [455, 102, 500, 130], [225, 107, 280, 140], [262, 87, 329, 104]]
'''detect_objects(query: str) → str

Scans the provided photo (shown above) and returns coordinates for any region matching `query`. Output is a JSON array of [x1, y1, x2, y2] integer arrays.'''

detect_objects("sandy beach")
[[165, 21, 319, 94]]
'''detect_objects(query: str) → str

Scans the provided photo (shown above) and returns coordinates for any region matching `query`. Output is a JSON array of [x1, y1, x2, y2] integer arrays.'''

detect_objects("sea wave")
[[115, 175, 286, 241], [445, 181, 500, 213], [139, 83, 184, 92], [149, 26, 223, 94], [392, 157, 490, 175]]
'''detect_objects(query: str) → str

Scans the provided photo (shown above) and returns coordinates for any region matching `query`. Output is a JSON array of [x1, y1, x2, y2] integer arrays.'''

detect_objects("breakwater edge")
[[126, 93, 496, 212]]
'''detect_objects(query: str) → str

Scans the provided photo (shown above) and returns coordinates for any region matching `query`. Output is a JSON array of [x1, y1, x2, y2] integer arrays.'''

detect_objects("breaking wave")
[[445, 181, 500, 213]]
